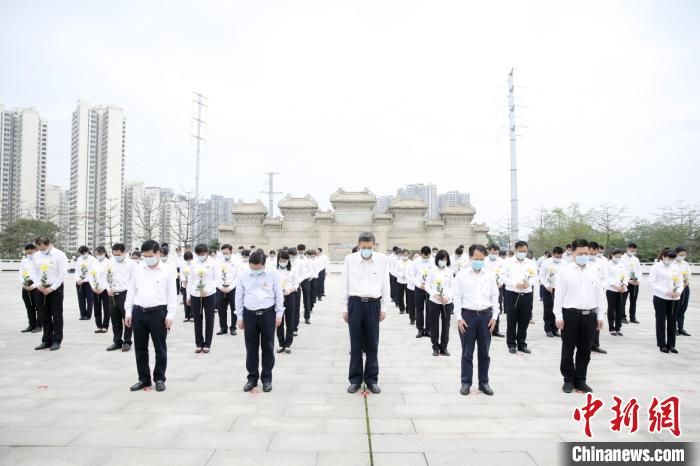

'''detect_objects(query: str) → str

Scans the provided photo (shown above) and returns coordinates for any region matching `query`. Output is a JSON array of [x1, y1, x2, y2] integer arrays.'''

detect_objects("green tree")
[[0, 219, 59, 258]]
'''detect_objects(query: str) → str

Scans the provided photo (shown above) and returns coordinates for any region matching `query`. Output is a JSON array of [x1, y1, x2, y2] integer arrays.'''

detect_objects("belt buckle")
[[255, 310, 264, 316], [582, 310, 591, 315], [361, 297, 370, 303]]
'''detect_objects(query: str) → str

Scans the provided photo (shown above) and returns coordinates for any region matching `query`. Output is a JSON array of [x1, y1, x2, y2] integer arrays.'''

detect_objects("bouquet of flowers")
[[435, 278, 444, 298], [630, 271, 638, 282], [79, 264, 88, 281], [220, 265, 228, 287], [106, 266, 115, 305], [672, 274, 681, 295], [618, 273, 627, 289], [181, 267, 190, 288], [282, 279, 290, 294], [421, 268, 429, 285], [90, 270, 99, 290], [524, 267, 536, 286], [196, 269, 206, 293], [22, 270, 33, 287], [40, 263, 50, 304], [547, 267, 556, 288], [682, 270, 690, 287], [494, 267, 502, 286]]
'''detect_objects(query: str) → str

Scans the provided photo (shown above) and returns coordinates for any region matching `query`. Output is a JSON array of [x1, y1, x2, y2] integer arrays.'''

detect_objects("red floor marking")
[[37, 384, 48, 389]]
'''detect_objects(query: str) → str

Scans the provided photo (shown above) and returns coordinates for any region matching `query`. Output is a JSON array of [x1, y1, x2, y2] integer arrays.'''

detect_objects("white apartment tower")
[[69, 101, 126, 251], [0, 104, 47, 229]]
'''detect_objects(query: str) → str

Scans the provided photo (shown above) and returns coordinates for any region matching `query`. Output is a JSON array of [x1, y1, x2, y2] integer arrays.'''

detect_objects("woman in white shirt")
[[180, 251, 193, 322], [648, 249, 682, 353], [89, 246, 112, 333], [425, 250, 455, 357], [606, 248, 628, 335], [74, 245, 96, 321], [276, 250, 297, 354], [395, 250, 410, 315]]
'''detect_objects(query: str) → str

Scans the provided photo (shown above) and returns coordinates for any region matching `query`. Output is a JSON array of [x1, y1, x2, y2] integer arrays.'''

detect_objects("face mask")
[[161, 257, 168, 262], [663, 259, 673, 266], [628, 251, 636, 256], [114, 255, 125, 262], [360, 248, 373, 259], [81, 253, 88, 259], [402, 256, 408, 261], [278, 261, 289, 268], [41, 249, 50, 255], [456, 254, 462, 259], [575, 255, 589, 266], [553, 258, 561, 264], [97, 255, 105, 262], [471, 260, 485, 271], [290, 257, 297, 263], [196, 255, 207, 263], [223, 254, 231, 261], [489, 255, 498, 261], [143, 256, 158, 267], [677, 255, 686, 262], [250, 268, 264, 276], [612, 257, 621, 264], [438, 260, 447, 268], [422, 256, 431, 262], [516, 252, 526, 260]]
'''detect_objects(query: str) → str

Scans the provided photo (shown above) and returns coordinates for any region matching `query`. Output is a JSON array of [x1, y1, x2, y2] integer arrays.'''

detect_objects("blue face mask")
[[360, 248, 373, 259], [197, 255, 207, 263], [471, 260, 485, 271], [143, 256, 158, 267], [516, 252, 527, 261], [575, 255, 589, 266], [250, 268, 264, 276], [114, 255, 125, 262], [489, 255, 498, 261]]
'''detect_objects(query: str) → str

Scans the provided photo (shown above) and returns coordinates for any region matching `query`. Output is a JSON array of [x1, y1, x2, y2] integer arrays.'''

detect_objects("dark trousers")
[[396, 282, 406, 312], [406, 288, 415, 321], [542, 286, 556, 333], [414, 287, 429, 332], [132, 306, 168, 384], [493, 287, 505, 333], [76, 282, 94, 319], [677, 286, 690, 331], [181, 287, 192, 319], [294, 289, 302, 331], [37, 285, 64, 345], [505, 291, 532, 349], [310, 278, 317, 309], [460, 309, 493, 385], [347, 298, 380, 385], [216, 288, 236, 331], [606, 290, 625, 332], [317, 269, 326, 298], [192, 294, 216, 348], [429, 301, 452, 352], [277, 293, 296, 348], [560, 308, 596, 384], [243, 307, 276, 384], [623, 284, 639, 320], [300, 279, 312, 320], [22, 288, 39, 328], [653, 296, 677, 349], [389, 274, 398, 302], [110, 292, 132, 344], [94, 290, 111, 329]]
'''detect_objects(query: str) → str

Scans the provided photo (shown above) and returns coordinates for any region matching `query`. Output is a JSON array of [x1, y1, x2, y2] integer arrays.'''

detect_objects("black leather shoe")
[[492, 331, 505, 338], [243, 381, 257, 392], [230, 329, 237, 336], [621, 318, 629, 324], [460, 384, 471, 395], [410, 320, 415, 325], [630, 319, 640, 324], [679, 329, 691, 336], [478, 383, 494, 396], [518, 347, 531, 354], [508, 347, 517, 354], [574, 383, 593, 393], [106, 343, 122, 351], [432, 350, 440, 356], [616, 331, 623, 336], [552, 331, 561, 337], [122, 343, 131, 352], [130, 381, 151, 391], [284, 348, 292, 354], [216, 330, 226, 335], [293, 331, 298, 336], [670, 347, 679, 354], [262, 382, 272, 392], [366, 384, 381, 394], [34, 343, 50, 350], [591, 347, 607, 354], [49, 343, 60, 351], [305, 319, 311, 325], [562, 381, 574, 393], [277, 347, 286, 353], [545, 331, 553, 337], [21, 326, 33, 333], [416, 331, 423, 338], [441, 349, 451, 357], [31, 326, 42, 333], [155, 380, 166, 392], [660, 346, 670, 353], [347, 383, 361, 394]]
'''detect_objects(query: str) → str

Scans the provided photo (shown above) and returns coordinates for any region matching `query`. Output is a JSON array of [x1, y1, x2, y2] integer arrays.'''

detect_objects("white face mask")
[[97, 255, 105, 262], [197, 255, 207, 263], [611, 257, 621, 264], [677, 255, 686, 262], [516, 252, 527, 260], [662, 258, 673, 266], [114, 255, 125, 262], [438, 260, 447, 268]]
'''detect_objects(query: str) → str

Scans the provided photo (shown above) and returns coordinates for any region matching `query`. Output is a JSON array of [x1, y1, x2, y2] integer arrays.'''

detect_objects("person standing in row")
[[187, 244, 217, 353], [606, 248, 628, 336], [412, 246, 434, 338], [649, 249, 681, 354], [316, 248, 327, 301], [288, 248, 303, 336], [503, 241, 537, 354], [554, 239, 606, 393], [19, 244, 41, 333], [216, 244, 239, 336], [180, 251, 193, 322], [90, 246, 111, 334], [342, 232, 389, 395], [404, 250, 416, 326], [485, 244, 505, 338], [539, 246, 563, 338], [131, 250, 141, 263], [236, 249, 284, 393], [125, 240, 178, 392], [74, 245, 95, 321], [454, 244, 499, 396], [388, 246, 400, 305], [106, 243, 135, 352], [587, 242, 608, 354], [307, 249, 319, 313], [296, 244, 313, 325], [276, 250, 297, 354], [33, 237, 68, 351], [675, 247, 691, 337], [621, 243, 642, 324], [426, 250, 454, 357], [394, 250, 410, 315]]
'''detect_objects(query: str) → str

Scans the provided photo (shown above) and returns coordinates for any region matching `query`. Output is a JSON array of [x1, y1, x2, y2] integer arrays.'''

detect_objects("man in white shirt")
[[388, 246, 400, 306], [503, 240, 538, 354], [236, 250, 284, 393], [186, 244, 218, 353], [587, 242, 608, 354], [675, 247, 691, 336], [296, 244, 314, 325], [19, 243, 41, 333], [539, 246, 564, 338], [411, 246, 434, 338], [554, 239, 606, 394], [342, 232, 390, 395], [33, 236, 68, 351], [125, 240, 178, 392], [620, 242, 642, 324], [74, 245, 96, 321], [485, 244, 505, 338], [106, 243, 136, 352], [288, 248, 304, 335], [454, 244, 499, 396], [316, 248, 328, 301], [216, 244, 239, 336]]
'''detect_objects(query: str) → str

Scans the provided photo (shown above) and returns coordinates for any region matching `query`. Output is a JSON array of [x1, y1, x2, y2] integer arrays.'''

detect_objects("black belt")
[[113, 291, 125, 296], [244, 306, 274, 316], [349, 296, 381, 303], [462, 307, 493, 315], [564, 308, 596, 315], [134, 305, 167, 313], [507, 290, 531, 296]]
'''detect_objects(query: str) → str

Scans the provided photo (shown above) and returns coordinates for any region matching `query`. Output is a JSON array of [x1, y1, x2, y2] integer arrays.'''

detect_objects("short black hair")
[[552, 246, 564, 255], [184, 251, 193, 260], [469, 244, 487, 257], [95, 245, 108, 256], [393, 246, 400, 252], [241, 249, 251, 257], [250, 249, 266, 265], [628, 242, 638, 249], [131, 250, 141, 258], [455, 247, 464, 255], [36, 236, 51, 246], [194, 243, 208, 254], [565, 244, 572, 249], [278, 250, 291, 270], [488, 244, 500, 251], [317, 247, 323, 252], [111, 243, 125, 252], [269, 249, 276, 255], [571, 239, 589, 250], [588, 241, 599, 250], [297, 244, 306, 251], [514, 240, 528, 249], [435, 249, 451, 266], [141, 240, 160, 253], [161, 246, 169, 256], [288, 247, 298, 256], [611, 248, 623, 256], [238, 245, 244, 250], [659, 248, 677, 260], [676, 246, 687, 254], [420, 246, 431, 256], [78, 245, 89, 254], [24, 243, 36, 251], [358, 232, 376, 244], [221, 244, 233, 252]]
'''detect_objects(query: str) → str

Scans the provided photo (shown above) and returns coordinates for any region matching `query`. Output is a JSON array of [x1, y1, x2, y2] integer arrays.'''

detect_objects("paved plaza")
[[0, 272, 697, 465]]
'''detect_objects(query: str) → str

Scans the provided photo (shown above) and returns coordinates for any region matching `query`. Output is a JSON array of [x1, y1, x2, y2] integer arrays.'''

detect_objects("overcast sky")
[[2, 0, 698, 233]]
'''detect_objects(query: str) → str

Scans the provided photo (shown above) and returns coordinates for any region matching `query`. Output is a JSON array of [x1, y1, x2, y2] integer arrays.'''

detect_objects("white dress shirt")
[[425, 266, 455, 305], [395, 258, 411, 285], [216, 257, 239, 290], [453, 267, 500, 318], [88, 258, 111, 291], [107, 257, 135, 292], [19, 256, 38, 289], [33, 246, 68, 290], [186, 258, 218, 298], [621, 253, 642, 283], [74, 255, 96, 284], [411, 257, 435, 290], [485, 256, 505, 287], [179, 261, 192, 288], [278, 267, 298, 294], [125, 262, 179, 319], [318, 253, 328, 271], [605, 260, 629, 293], [405, 259, 415, 291], [538, 257, 562, 290], [503, 257, 538, 293], [552, 262, 606, 321], [234, 268, 284, 320], [341, 251, 390, 311], [648, 262, 683, 301], [587, 256, 609, 285]]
